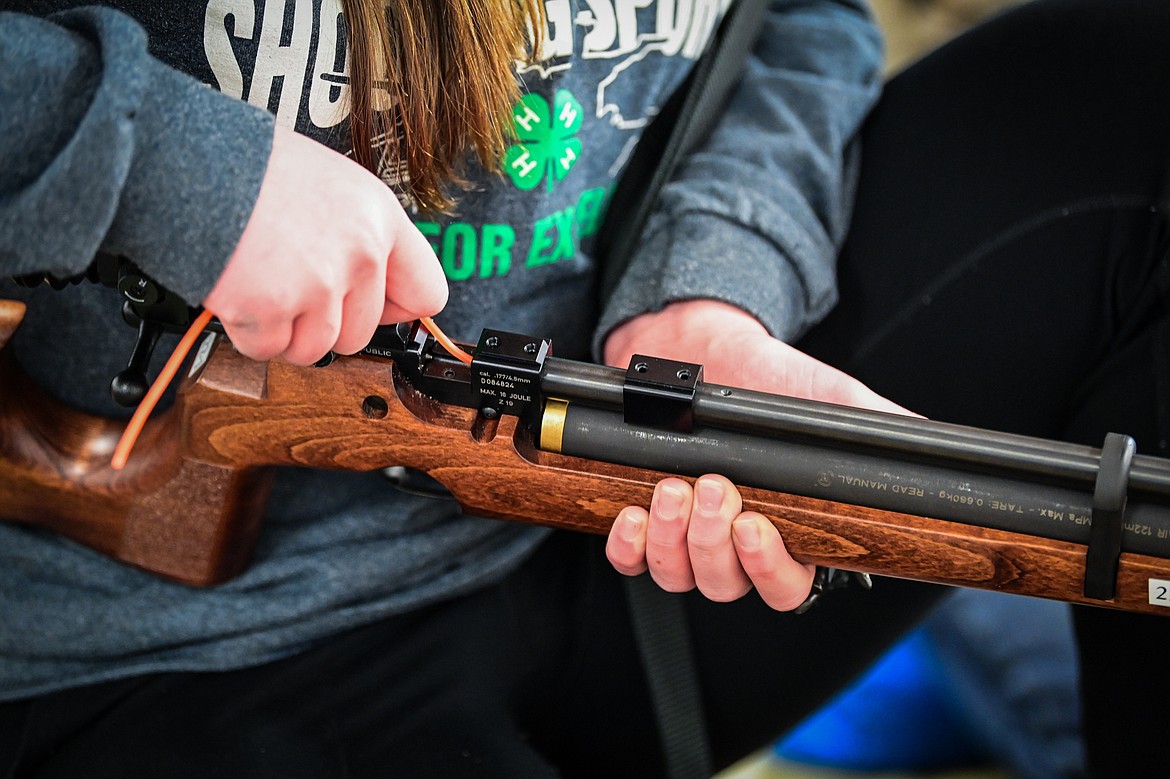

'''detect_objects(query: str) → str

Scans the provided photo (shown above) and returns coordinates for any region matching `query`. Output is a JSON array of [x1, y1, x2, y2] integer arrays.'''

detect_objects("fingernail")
[[657, 485, 685, 521], [697, 479, 724, 512], [733, 517, 761, 550], [620, 511, 645, 542]]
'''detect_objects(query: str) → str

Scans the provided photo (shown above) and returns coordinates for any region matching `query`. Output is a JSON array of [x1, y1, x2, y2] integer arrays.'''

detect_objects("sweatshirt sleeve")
[[593, 0, 883, 351], [0, 8, 275, 304]]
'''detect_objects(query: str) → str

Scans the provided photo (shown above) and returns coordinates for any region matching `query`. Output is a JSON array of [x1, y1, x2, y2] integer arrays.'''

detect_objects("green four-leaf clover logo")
[[503, 90, 583, 192]]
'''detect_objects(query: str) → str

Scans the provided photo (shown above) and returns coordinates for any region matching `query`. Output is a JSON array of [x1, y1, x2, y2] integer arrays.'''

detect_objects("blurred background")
[[871, 0, 1025, 75], [714, 2, 1066, 779]]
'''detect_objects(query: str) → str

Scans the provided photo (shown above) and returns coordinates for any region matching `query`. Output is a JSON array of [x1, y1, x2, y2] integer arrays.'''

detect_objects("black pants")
[[806, 1, 1170, 776], [4, 0, 1169, 776]]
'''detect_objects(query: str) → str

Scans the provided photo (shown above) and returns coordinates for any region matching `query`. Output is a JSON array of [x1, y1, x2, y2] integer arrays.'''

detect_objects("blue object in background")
[[775, 626, 985, 772], [775, 589, 1087, 778]]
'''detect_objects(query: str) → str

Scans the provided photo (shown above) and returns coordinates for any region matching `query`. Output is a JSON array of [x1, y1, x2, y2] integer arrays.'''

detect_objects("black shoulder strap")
[[612, 4, 769, 777], [625, 573, 713, 779], [596, 0, 770, 301]]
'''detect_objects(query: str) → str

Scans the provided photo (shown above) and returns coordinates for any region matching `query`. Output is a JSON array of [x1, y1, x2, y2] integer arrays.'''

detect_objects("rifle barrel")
[[537, 357, 1170, 500]]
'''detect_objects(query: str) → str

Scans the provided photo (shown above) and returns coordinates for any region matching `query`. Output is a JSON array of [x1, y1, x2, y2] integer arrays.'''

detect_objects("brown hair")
[[341, 0, 545, 212]]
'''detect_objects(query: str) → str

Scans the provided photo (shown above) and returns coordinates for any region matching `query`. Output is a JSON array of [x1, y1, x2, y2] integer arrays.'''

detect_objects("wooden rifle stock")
[[3, 299, 1170, 614]]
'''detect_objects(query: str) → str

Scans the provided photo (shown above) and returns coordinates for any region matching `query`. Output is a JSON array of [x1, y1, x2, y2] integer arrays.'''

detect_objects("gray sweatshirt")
[[0, 0, 882, 699]]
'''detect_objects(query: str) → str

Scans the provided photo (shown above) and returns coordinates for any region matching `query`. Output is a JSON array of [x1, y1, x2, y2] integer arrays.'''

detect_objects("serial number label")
[[474, 370, 535, 409], [1149, 579, 1170, 607]]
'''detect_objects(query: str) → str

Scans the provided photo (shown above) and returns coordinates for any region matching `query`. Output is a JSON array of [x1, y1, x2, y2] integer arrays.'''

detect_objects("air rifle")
[[4, 264, 1170, 615]]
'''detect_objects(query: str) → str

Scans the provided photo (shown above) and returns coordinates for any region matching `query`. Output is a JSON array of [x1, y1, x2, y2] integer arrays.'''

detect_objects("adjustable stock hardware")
[[14, 253, 216, 406]]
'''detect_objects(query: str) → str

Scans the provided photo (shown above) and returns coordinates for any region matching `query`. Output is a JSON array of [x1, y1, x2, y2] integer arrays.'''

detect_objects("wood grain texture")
[[2, 301, 1168, 614]]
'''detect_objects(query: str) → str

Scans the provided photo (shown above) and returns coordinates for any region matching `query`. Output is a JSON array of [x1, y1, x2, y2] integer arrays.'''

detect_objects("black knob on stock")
[[111, 314, 163, 407]]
